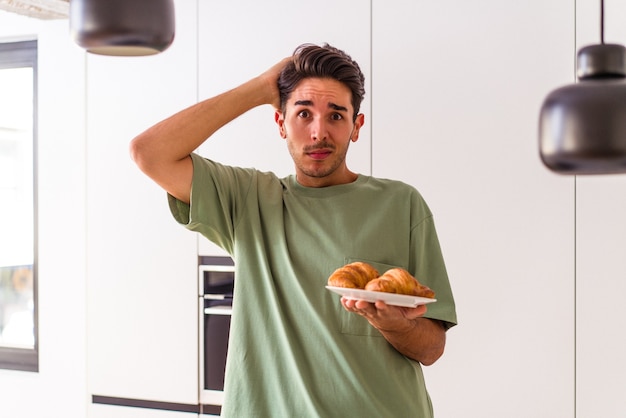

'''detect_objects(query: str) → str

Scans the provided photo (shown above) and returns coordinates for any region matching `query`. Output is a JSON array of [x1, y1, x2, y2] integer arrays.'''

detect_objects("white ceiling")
[[0, 0, 68, 20]]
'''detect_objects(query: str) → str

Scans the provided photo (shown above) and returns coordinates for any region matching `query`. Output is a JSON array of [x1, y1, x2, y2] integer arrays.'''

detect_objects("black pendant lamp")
[[70, 0, 175, 56], [539, 0, 626, 174]]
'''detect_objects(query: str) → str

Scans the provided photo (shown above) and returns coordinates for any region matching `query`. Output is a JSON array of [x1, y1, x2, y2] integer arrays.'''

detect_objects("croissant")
[[365, 268, 435, 298], [327, 262, 379, 289]]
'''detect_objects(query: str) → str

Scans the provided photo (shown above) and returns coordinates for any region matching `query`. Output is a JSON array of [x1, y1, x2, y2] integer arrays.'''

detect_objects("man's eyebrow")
[[293, 100, 348, 113], [328, 103, 349, 113]]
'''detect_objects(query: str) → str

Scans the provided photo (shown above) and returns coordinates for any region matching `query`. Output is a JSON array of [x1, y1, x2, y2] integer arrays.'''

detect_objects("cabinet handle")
[[204, 306, 232, 315]]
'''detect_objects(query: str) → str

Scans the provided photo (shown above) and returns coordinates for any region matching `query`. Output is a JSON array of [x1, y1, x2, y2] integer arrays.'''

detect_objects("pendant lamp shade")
[[539, 44, 626, 174], [70, 0, 175, 56]]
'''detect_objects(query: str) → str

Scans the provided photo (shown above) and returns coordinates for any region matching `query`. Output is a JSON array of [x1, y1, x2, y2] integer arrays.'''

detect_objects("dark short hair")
[[278, 43, 365, 121]]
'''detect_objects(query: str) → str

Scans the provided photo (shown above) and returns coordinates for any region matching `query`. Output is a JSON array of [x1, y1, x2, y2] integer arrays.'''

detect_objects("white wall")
[[1, 1, 625, 417]]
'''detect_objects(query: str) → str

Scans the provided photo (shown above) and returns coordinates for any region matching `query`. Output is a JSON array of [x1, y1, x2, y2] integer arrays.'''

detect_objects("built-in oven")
[[198, 256, 234, 415]]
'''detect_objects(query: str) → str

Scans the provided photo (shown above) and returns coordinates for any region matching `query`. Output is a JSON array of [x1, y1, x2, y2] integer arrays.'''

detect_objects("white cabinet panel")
[[86, 0, 200, 405], [576, 0, 626, 418], [198, 233, 229, 257], [196, 0, 372, 178], [575, 2, 626, 417], [372, 1, 575, 417], [576, 177, 626, 418], [90, 403, 197, 418]]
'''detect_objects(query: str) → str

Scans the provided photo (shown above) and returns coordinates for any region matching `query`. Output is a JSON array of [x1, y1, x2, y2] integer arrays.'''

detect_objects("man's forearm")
[[129, 74, 276, 202], [131, 76, 271, 170], [379, 318, 446, 365]]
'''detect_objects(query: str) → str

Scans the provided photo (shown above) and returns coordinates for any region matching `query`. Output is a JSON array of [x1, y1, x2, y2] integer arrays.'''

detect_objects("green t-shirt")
[[169, 153, 457, 418]]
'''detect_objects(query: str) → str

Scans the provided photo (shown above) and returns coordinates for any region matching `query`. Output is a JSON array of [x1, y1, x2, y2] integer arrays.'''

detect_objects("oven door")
[[201, 298, 231, 405], [198, 259, 234, 407]]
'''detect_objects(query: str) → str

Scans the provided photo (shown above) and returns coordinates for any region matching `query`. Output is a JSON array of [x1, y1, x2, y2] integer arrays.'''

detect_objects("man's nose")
[[311, 117, 328, 141]]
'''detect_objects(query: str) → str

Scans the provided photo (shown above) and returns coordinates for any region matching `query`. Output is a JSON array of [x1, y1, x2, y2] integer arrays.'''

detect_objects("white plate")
[[326, 286, 437, 308]]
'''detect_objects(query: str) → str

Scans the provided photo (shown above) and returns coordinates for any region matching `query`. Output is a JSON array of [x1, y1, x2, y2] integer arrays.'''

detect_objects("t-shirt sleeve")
[[413, 216, 457, 329], [167, 152, 254, 254], [408, 190, 457, 329]]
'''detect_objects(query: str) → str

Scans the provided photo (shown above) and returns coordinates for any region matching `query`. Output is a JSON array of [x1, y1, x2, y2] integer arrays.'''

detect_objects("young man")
[[131, 43, 457, 417]]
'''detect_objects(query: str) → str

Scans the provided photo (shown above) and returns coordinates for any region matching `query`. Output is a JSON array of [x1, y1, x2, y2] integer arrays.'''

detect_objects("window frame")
[[0, 39, 39, 372]]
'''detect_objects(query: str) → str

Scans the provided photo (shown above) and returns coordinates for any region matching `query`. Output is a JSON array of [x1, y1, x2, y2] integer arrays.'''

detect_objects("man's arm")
[[129, 59, 288, 203], [341, 298, 446, 365]]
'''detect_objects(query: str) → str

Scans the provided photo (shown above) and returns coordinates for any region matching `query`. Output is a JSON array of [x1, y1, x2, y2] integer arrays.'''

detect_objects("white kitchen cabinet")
[[82, 1, 625, 417], [371, 1, 575, 417], [575, 1, 626, 417], [86, 0, 200, 409], [198, 234, 229, 257], [90, 403, 198, 418], [196, 0, 372, 179], [576, 176, 626, 418]]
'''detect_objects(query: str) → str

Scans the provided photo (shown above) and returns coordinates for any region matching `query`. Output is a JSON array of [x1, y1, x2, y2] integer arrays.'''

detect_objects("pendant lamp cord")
[[600, 0, 605, 44]]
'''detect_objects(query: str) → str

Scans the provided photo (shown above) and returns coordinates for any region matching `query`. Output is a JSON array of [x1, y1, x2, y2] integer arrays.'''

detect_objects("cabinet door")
[[372, 1, 575, 417], [196, 0, 372, 179], [575, 1, 626, 417], [90, 403, 198, 418], [198, 234, 229, 257], [576, 177, 626, 418], [86, 0, 199, 405]]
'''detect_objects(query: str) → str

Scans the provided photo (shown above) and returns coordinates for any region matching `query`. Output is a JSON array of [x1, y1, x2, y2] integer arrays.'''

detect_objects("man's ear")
[[275, 110, 287, 139], [350, 113, 365, 142]]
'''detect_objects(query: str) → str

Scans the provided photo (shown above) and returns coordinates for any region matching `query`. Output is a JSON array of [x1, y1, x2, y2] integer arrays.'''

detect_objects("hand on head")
[[258, 57, 292, 110]]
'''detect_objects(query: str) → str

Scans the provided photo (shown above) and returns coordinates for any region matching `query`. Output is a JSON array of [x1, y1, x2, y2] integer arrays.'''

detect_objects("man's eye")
[[331, 113, 343, 121], [297, 110, 310, 118]]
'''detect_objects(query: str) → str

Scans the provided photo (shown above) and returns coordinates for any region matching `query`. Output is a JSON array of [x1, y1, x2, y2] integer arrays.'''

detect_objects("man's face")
[[275, 77, 364, 188]]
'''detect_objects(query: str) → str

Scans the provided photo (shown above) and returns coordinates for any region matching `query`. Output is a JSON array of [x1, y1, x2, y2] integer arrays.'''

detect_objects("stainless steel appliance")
[[198, 256, 234, 414]]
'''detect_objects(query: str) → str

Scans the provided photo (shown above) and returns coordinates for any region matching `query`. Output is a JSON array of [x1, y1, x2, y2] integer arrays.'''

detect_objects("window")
[[0, 40, 38, 372]]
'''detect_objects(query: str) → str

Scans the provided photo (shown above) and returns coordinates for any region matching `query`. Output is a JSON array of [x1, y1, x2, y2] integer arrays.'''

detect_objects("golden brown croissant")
[[365, 268, 435, 298], [327, 262, 379, 289]]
